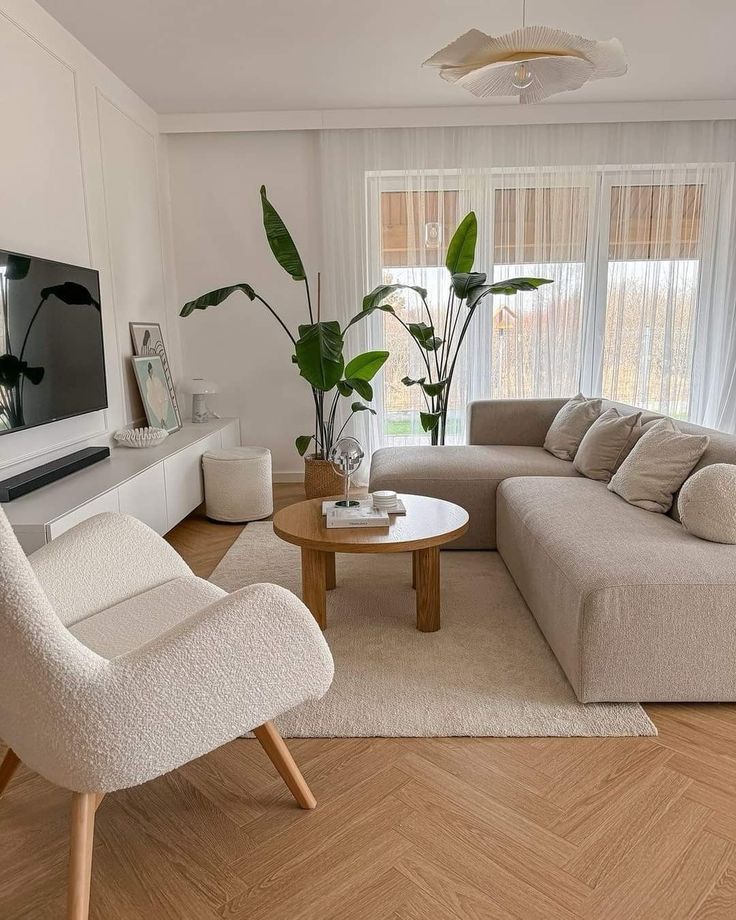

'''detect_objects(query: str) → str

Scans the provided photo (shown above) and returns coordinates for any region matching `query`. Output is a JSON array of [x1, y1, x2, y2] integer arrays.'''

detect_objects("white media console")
[[4, 418, 240, 554]]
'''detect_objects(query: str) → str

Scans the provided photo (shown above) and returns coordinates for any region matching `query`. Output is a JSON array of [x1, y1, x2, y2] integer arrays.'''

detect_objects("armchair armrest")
[[30, 512, 192, 626], [467, 398, 568, 446], [50, 583, 333, 792]]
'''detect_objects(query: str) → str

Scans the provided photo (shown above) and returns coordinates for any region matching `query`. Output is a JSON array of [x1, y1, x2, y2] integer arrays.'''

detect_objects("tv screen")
[[0, 249, 107, 437]]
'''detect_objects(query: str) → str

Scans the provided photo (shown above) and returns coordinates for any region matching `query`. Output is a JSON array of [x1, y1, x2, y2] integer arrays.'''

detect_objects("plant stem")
[[441, 305, 478, 444], [334, 409, 358, 444], [304, 278, 314, 324], [443, 292, 464, 378], [392, 314, 434, 380], [439, 288, 453, 379], [419, 294, 442, 382], [326, 389, 341, 454], [253, 294, 297, 345]]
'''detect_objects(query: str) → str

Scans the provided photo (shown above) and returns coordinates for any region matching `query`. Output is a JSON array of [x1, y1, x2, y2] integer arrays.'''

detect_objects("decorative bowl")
[[114, 427, 169, 449]]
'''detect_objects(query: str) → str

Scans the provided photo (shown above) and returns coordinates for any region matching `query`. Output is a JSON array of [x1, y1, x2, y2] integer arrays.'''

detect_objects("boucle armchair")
[[0, 509, 334, 920]]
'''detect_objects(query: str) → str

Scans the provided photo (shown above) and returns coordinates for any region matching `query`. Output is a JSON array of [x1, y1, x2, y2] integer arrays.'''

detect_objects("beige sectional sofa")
[[369, 398, 736, 703]]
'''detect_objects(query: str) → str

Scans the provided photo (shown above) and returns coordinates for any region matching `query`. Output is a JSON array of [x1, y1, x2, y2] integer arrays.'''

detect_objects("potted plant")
[[180, 186, 387, 497], [361, 212, 553, 444]]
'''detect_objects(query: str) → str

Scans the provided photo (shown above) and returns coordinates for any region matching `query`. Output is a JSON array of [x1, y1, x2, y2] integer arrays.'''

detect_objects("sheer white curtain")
[[320, 121, 736, 461]]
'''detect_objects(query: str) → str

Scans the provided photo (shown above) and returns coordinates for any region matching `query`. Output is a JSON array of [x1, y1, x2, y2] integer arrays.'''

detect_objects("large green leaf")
[[343, 350, 389, 381], [295, 321, 344, 391], [401, 376, 446, 398], [344, 377, 372, 400], [295, 435, 313, 456], [421, 379, 448, 398], [180, 284, 255, 317], [361, 283, 427, 314], [451, 271, 487, 300], [408, 322, 442, 352], [445, 212, 477, 275], [336, 379, 353, 397], [485, 277, 554, 295], [260, 186, 305, 281], [466, 276, 554, 309], [420, 411, 442, 432], [351, 402, 376, 415], [4, 254, 30, 281]]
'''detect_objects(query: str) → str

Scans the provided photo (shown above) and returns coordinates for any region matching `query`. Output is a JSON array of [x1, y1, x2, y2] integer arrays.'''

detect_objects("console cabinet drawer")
[[119, 464, 168, 534], [47, 490, 120, 540], [163, 431, 221, 529]]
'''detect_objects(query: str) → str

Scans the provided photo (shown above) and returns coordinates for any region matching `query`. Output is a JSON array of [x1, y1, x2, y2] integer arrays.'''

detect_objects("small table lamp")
[[191, 378, 219, 423]]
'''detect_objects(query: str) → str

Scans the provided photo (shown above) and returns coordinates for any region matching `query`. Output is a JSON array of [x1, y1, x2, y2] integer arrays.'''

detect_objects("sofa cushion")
[[678, 463, 736, 544], [369, 445, 580, 549], [543, 393, 602, 461], [496, 477, 736, 702], [609, 418, 709, 513], [70, 575, 226, 658], [573, 407, 641, 482]]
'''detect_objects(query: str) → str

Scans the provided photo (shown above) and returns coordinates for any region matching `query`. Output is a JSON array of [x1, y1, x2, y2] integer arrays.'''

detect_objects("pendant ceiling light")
[[423, 0, 628, 104]]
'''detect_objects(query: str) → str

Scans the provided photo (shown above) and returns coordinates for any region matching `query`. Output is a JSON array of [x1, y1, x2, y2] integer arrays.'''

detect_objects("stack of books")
[[322, 498, 392, 529]]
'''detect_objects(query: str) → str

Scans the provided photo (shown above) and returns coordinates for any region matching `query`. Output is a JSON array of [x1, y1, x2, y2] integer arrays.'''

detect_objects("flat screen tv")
[[0, 249, 106, 437]]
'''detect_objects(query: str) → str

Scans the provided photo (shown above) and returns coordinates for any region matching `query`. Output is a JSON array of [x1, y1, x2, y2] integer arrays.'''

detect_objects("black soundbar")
[[0, 446, 110, 502]]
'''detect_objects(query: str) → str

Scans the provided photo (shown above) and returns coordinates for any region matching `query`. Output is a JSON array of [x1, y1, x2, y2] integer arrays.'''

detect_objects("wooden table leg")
[[411, 552, 417, 589], [414, 546, 440, 632], [301, 547, 328, 629], [325, 552, 336, 591]]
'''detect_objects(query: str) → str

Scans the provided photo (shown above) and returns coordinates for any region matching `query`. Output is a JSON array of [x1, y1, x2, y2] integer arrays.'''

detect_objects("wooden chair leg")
[[68, 792, 96, 920], [0, 749, 20, 798], [253, 720, 317, 810]]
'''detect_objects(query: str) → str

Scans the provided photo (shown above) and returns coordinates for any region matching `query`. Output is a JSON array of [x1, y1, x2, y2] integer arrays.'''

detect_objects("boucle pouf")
[[203, 447, 273, 522], [678, 463, 736, 544]]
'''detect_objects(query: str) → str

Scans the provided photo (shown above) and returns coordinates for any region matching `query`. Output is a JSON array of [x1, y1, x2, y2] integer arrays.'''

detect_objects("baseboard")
[[273, 471, 305, 483]]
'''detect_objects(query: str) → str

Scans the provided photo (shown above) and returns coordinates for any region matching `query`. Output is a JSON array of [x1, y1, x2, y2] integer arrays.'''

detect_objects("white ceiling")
[[37, 0, 736, 114]]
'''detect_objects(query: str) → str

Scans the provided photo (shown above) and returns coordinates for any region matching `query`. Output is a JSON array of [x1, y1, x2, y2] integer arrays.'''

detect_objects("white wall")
[[0, 0, 179, 476], [167, 131, 320, 477]]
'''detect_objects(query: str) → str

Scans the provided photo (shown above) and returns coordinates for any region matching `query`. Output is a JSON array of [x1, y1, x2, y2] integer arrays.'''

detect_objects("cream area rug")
[[210, 523, 656, 738]]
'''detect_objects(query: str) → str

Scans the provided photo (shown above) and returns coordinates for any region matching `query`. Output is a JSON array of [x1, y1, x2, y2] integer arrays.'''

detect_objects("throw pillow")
[[616, 414, 663, 466], [573, 408, 642, 482], [543, 393, 602, 461], [678, 463, 736, 543], [608, 418, 710, 513]]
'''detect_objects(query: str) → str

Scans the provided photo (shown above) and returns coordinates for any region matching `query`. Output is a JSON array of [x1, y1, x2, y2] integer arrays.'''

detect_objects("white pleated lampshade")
[[423, 26, 628, 104]]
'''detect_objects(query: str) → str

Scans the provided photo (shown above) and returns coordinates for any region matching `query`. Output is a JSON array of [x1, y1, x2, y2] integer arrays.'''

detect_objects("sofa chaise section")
[[497, 477, 736, 702]]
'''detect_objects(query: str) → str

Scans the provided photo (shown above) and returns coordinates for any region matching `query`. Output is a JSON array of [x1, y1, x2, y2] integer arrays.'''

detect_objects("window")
[[369, 165, 726, 444], [601, 182, 704, 418]]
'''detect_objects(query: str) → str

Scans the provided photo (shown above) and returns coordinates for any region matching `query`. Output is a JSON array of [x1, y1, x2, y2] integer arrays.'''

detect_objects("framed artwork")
[[129, 322, 181, 428], [131, 355, 181, 433]]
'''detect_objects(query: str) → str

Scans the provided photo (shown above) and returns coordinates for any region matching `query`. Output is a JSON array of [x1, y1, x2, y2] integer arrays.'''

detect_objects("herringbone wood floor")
[[2, 484, 736, 919]]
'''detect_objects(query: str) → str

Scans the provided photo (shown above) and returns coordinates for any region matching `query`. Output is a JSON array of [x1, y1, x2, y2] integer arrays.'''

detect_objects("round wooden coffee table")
[[273, 494, 469, 633]]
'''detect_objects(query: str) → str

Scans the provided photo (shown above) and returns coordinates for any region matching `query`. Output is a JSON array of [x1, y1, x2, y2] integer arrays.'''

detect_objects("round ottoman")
[[202, 447, 273, 522]]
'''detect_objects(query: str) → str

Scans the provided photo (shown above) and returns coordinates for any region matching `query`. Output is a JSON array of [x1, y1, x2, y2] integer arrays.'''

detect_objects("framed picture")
[[129, 322, 181, 428], [131, 355, 181, 433]]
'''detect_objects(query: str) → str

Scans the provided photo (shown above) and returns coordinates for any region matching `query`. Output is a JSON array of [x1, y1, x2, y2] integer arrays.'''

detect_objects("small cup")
[[372, 489, 397, 508]]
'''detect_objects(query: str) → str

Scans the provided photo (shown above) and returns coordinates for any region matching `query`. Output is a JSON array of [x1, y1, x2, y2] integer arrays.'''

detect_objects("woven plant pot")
[[304, 456, 343, 499]]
